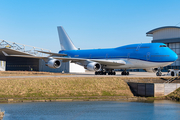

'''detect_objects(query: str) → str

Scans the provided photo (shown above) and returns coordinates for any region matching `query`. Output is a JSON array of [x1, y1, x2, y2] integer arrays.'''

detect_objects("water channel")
[[0, 100, 180, 120]]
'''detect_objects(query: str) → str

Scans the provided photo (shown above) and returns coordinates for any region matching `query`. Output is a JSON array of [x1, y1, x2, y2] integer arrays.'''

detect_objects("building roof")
[[146, 26, 180, 35]]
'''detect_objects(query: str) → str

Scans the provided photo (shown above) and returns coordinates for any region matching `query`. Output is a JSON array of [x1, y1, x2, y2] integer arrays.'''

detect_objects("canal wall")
[[128, 82, 180, 97]]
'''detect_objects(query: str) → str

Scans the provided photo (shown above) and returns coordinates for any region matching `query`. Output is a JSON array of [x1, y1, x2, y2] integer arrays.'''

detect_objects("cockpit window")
[[160, 45, 167, 47]]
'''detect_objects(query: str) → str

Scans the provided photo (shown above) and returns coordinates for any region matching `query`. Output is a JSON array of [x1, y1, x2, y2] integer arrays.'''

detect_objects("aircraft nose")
[[171, 51, 178, 61]]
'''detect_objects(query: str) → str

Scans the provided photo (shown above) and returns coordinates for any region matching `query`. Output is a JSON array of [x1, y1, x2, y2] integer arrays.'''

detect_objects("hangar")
[[146, 26, 180, 70], [0, 40, 85, 73]]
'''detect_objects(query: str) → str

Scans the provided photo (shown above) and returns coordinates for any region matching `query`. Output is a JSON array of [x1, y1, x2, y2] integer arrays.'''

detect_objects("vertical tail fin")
[[57, 26, 77, 50]]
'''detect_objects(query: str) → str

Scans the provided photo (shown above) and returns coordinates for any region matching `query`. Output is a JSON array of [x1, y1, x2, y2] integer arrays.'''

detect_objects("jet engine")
[[46, 59, 61, 69], [86, 62, 101, 71], [144, 68, 158, 73]]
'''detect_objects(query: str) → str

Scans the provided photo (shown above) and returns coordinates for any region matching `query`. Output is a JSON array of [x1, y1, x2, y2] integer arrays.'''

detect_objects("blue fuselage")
[[59, 43, 178, 63]]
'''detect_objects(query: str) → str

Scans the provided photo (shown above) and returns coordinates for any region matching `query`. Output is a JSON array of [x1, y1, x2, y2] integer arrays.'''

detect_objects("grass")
[[0, 77, 133, 100], [166, 88, 180, 101], [121, 77, 172, 83], [0, 71, 68, 76]]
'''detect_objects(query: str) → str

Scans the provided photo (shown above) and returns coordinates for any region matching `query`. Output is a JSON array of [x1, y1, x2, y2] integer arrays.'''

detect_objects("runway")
[[0, 72, 168, 78]]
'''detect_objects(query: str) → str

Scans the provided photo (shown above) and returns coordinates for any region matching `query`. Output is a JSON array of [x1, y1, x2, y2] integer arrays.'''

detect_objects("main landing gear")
[[95, 71, 106, 75], [95, 69, 130, 76], [95, 69, 116, 75], [121, 70, 129, 75], [108, 70, 116, 75]]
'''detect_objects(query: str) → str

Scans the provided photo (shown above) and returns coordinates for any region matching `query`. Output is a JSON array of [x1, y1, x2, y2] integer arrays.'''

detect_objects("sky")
[[0, 0, 180, 52]]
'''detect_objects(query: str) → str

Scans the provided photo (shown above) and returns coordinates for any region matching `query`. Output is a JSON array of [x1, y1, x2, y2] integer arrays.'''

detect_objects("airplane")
[[1, 26, 178, 76]]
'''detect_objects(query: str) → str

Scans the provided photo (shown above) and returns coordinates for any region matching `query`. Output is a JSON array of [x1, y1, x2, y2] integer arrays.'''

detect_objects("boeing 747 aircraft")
[[2, 26, 178, 76]]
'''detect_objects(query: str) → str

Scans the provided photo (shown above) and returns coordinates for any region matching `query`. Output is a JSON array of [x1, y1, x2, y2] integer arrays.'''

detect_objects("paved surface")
[[0, 72, 170, 78]]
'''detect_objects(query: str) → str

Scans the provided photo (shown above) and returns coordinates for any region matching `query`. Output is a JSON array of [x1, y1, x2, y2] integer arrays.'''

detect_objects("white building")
[[0, 61, 5, 71]]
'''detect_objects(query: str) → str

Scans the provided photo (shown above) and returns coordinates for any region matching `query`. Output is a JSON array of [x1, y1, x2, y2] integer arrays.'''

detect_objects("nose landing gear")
[[156, 67, 162, 76]]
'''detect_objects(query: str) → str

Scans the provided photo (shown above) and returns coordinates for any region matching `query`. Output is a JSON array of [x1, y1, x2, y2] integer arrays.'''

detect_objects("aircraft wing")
[[2, 52, 87, 61], [53, 57, 126, 65], [36, 50, 67, 56], [0, 48, 67, 57], [89, 59, 126, 66], [2, 51, 126, 66], [49, 56, 126, 65]]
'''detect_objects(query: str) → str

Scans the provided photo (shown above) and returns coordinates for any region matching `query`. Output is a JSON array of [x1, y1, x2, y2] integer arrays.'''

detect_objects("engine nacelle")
[[144, 68, 158, 73], [46, 59, 61, 69], [86, 62, 101, 71]]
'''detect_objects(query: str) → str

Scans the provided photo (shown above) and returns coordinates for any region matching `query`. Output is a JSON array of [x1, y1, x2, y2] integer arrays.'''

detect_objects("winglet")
[[2, 51, 9, 56]]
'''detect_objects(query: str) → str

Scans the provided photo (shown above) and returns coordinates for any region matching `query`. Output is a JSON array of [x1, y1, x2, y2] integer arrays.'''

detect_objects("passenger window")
[[160, 45, 167, 47]]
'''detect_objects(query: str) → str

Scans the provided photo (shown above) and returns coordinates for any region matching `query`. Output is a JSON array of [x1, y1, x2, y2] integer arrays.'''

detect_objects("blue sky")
[[0, 0, 180, 52]]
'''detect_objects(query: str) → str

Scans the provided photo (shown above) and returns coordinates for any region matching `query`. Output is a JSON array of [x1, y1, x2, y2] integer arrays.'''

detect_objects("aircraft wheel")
[[95, 71, 101, 75], [121, 71, 125, 75], [99, 71, 102, 75], [171, 71, 175, 76], [101, 71, 105, 75], [121, 71, 123, 75], [156, 72, 162, 76], [122, 71, 128, 75], [126, 71, 129, 75], [156, 72, 159, 76], [108, 72, 113, 75]]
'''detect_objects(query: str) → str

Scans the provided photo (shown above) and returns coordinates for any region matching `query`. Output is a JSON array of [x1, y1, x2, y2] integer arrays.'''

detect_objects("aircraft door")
[[146, 52, 150, 60], [127, 53, 130, 59], [106, 54, 108, 59]]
